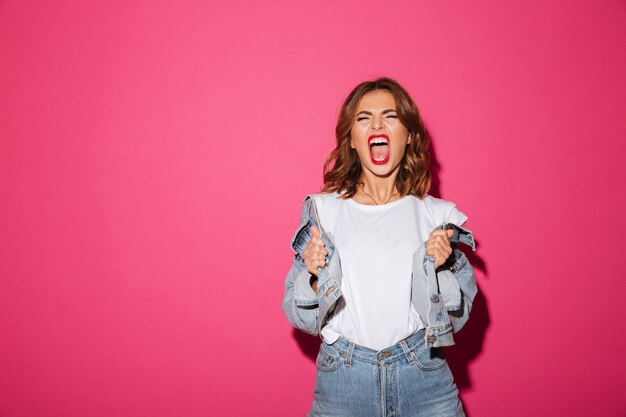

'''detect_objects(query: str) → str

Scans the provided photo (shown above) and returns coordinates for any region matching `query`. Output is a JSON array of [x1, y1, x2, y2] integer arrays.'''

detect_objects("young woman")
[[282, 77, 477, 417]]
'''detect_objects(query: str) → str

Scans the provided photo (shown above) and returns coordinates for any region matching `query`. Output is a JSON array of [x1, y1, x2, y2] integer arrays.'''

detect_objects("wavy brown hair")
[[321, 77, 431, 199]]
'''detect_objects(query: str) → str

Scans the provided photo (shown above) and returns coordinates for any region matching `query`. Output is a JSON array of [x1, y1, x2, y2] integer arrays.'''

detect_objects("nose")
[[371, 115, 384, 131]]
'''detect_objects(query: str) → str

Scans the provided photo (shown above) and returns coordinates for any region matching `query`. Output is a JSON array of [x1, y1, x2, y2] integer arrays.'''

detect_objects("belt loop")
[[345, 341, 355, 367], [399, 340, 414, 365]]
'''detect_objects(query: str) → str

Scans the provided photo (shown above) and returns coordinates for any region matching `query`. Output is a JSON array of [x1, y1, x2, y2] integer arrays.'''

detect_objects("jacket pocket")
[[291, 218, 315, 264], [316, 343, 345, 372]]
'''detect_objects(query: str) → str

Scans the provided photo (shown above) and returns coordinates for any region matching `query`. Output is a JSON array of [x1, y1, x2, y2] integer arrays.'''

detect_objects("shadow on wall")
[[428, 126, 491, 398], [290, 127, 491, 398]]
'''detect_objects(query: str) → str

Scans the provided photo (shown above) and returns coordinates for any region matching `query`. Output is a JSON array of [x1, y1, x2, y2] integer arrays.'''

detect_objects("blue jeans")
[[308, 329, 465, 417]]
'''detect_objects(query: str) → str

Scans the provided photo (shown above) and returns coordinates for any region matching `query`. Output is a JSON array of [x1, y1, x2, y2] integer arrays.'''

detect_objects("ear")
[[407, 134, 411, 144], [350, 136, 355, 149]]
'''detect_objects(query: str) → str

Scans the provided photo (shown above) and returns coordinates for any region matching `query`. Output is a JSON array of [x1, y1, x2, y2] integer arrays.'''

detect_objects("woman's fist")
[[426, 228, 454, 270], [303, 225, 328, 277]]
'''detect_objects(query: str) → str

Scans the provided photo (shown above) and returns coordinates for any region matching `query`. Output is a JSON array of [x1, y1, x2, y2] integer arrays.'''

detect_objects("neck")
[[355, 169, 401, 205]]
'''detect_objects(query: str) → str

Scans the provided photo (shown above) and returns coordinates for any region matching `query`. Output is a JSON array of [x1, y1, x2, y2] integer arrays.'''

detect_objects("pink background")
[[1, 1, 625, 416]]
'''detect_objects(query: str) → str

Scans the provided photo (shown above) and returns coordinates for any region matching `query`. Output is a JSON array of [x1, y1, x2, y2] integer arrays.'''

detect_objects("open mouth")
[[368, 134, 390, 165]]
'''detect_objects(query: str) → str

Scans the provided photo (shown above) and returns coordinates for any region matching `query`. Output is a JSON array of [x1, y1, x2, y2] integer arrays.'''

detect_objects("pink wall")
[[1, 1, 625, 416]]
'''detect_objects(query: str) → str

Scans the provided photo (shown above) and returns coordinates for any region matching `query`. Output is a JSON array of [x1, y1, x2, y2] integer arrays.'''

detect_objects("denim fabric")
[[281, 195, 477, 347], [308, 329, 465, 417], [411, 223, 478, 347], [282, 196, 343, 335]]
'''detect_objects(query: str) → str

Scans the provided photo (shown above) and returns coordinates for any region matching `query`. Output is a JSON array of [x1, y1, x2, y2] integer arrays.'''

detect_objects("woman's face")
[[350, 90, 410, 178]]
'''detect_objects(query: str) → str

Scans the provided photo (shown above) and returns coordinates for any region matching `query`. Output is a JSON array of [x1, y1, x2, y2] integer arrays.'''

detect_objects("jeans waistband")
[[325, 328, 427, 365]]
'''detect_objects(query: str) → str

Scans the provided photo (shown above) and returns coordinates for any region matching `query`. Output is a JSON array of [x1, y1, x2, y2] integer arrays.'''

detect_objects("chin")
[[368, 163, 398, 178]]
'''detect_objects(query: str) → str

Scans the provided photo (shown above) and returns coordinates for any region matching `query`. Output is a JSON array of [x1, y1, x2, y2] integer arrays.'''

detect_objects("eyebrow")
[[356, 109, 397, 116]]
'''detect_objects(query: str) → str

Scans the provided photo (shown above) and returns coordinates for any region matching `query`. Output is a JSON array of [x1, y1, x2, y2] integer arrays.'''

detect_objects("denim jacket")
[[281, 194, 477, 348]]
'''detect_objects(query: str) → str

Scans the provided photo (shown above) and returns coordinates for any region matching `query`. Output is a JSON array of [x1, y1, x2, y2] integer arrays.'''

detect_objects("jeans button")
[[427, 335, 437, 344], [431, 294, 440, 303]]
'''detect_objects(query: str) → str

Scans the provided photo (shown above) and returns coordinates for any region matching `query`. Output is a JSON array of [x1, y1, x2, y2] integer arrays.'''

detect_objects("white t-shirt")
[[312, 191, 468, 351]]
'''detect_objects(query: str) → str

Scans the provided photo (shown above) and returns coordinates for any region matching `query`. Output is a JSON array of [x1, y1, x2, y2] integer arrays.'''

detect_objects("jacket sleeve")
[[281, 258, 320, 335], [446, 248, 478, 333], [281, 199, 321, 336]]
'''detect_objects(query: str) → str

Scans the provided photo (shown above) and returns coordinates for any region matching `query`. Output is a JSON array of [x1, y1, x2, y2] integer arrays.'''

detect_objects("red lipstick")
[[368, 134, 390, 165]]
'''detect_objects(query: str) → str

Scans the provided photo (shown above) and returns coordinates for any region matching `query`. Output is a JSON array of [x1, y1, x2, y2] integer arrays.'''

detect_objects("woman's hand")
[[303, 225, 327, 280], [426, 228, 454, 270]]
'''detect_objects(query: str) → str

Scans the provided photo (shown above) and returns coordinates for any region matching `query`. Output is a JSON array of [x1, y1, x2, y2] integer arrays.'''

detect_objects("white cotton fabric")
[[312, 191, 468, 351]]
